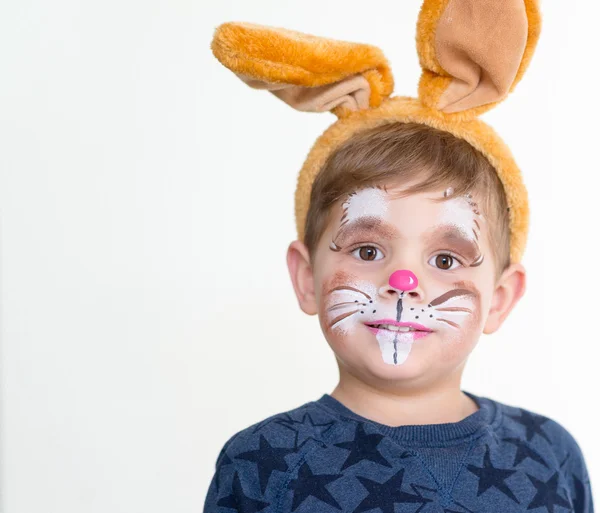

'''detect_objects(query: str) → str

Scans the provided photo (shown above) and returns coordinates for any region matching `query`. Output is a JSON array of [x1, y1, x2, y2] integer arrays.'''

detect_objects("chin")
[[331, 330, 439, 382]]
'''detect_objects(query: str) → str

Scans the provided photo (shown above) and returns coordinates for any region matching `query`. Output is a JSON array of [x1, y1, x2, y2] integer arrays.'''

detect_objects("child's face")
[[290, 182, 523, 385]]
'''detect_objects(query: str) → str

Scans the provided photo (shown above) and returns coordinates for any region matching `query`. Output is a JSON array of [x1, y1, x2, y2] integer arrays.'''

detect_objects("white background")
[[1, 0, 598, 511]]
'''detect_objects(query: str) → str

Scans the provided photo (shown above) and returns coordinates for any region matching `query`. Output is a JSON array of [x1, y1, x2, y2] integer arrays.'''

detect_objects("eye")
[[351, 245, 383, 262], [428, 253, 462, 270]]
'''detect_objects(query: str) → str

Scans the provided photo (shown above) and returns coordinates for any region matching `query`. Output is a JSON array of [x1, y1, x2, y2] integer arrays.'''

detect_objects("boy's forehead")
[[334, 185, 476, 221], [327, 185, 485, 241]]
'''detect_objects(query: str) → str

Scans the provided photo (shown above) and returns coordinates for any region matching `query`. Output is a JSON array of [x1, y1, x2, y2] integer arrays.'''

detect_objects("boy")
[[206, 0, 594, 511], [202, 121, 593, 513]]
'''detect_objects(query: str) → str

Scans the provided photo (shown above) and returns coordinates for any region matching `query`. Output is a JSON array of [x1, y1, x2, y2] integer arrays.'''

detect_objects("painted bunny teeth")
[[373, 325, 416, 332]]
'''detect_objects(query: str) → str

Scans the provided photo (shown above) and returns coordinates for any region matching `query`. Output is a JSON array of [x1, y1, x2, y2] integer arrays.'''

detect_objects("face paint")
[[330, 186, 389, 251], [323, 272, 428, 366], [323, 268, 433, 366], [319, 185, 488, 370], [388, 269, 418, 291], [434, 191, 485, 267], [324, 272, 378, 336], [428, 282, 481, 336]]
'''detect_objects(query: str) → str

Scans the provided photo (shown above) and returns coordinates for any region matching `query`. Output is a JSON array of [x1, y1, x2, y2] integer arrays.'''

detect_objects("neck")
[[330, 363, 479, 427]]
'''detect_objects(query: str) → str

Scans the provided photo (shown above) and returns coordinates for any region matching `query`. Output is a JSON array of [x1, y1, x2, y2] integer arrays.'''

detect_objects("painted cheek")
[[429, 283, 482, 337], [321, 273, 381, 338], [321, 270, 356, 298], [321, 271, 362, 332]]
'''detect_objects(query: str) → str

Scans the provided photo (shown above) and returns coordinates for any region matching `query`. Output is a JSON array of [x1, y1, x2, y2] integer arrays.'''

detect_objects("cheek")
[[319, 270, 357, 330], [463, 297, 483, 336], [434, 286, 484, 342], [319, 269, 357, 306], [431, 297, 483, 364], [318, 270, 375, 341]]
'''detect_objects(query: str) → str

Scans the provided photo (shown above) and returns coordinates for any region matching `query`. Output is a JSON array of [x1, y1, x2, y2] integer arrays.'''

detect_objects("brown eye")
[[435, 254, 454, 270], [351, 245, 382, 261], [359, 246, 377, 261]]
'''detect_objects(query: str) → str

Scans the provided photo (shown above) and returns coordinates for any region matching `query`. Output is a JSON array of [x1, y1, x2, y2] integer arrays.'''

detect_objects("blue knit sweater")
[[203, 390, 593, 513]]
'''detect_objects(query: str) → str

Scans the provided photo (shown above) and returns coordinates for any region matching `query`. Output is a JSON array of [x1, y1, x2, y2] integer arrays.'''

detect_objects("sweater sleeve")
[[566, 437, 594, 513], [541, 415, 595, 513], [202, 465, 222, 513], [203, 434, 239, 513], [203, 432, 274, 513]]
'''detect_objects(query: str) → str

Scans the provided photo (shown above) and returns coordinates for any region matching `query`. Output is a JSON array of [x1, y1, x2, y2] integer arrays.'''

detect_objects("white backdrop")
[[0, 0, 598, 511]]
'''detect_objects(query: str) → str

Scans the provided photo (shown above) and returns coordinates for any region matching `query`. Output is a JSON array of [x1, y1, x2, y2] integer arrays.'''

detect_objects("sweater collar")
[[315, 389, 499, 445]]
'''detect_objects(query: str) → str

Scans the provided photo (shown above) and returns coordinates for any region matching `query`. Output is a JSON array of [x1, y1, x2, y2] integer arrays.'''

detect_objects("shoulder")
[[206, 396, 342, 512], [213, 395, 340, 467], [491, 395, 589, 477]]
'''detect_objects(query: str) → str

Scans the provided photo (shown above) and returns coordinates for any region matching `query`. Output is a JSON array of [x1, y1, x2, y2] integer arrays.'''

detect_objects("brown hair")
[[303, 122, 510, 277]]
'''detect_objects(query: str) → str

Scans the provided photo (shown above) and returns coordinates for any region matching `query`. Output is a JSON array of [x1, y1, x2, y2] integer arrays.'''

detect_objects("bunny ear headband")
[[210, 0, 542, 264]]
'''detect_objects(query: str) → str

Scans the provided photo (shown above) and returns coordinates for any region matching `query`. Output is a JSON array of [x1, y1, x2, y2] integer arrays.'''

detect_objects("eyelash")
[[347, 244, 466, 269], [348, 244, 384, 261], [429, 251, 465, 270]]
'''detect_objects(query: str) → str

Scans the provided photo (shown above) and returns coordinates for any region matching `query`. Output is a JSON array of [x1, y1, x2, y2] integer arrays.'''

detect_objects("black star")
[[507, 409, 551, 444], [276, 412, 336, 450], [333, 423, 392, 471], [217, 471, 270, 513], [502, 437, 549, 468], [353, 468, 433, 513], [288, 461, 343, 511], [215, 452, 233, 491], [525, 471, 572, 512], [234, 434, 296, 494], [466, 445, 520, 504], [571, 473, 587, 513]]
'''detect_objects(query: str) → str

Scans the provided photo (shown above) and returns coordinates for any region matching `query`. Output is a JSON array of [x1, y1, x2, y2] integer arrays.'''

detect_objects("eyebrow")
[[333, 216, 401, 246], [332, 219, 483, 263], [425, 225, 481, 261]]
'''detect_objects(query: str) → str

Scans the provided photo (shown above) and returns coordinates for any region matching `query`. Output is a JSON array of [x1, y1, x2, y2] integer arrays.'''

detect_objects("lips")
[[364, 319, 433, 340]]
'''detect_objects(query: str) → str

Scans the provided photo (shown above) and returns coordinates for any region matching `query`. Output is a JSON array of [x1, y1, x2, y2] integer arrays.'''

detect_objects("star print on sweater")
[[203, 391, 594, 513]]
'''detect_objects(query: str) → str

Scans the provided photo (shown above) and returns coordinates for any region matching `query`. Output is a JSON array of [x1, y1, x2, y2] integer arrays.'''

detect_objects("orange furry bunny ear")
[[210, 1, 542, 264], [210, 22, 394, 119], [417, 0, 542, 118]]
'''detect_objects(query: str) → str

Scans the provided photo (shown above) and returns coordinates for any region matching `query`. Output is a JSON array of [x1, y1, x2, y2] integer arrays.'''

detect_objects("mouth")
[[364, 320, 433, 336]]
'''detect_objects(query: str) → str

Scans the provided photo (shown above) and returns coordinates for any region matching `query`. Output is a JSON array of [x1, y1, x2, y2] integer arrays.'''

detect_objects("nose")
[[388, 269, 418, 291]]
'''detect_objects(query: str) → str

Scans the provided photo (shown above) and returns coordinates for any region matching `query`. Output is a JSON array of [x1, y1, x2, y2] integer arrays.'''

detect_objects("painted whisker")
[[327, 301, 367, 312], [430, 288, 472, 306], [436, 318, 460, 328], [329, 310, 360, 329], [435, 307, 472, 313], [328, 286, 372, 299]]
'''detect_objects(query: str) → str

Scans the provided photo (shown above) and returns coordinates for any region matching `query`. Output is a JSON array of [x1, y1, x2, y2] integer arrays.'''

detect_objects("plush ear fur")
[[211, 2, 542, 264], [416, 0, 542, 118], [210, 22, 394, 119]]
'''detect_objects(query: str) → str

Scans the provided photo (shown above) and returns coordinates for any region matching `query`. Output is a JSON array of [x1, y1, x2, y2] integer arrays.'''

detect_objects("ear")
[[483, 262, 527, 334], [416, 0, 542, 117], [286, 240, 318, 315], [211, 22, 394, 119]]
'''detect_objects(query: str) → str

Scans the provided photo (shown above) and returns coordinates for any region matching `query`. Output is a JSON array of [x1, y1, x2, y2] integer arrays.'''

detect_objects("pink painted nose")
[[389, 269, 418, 291]]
